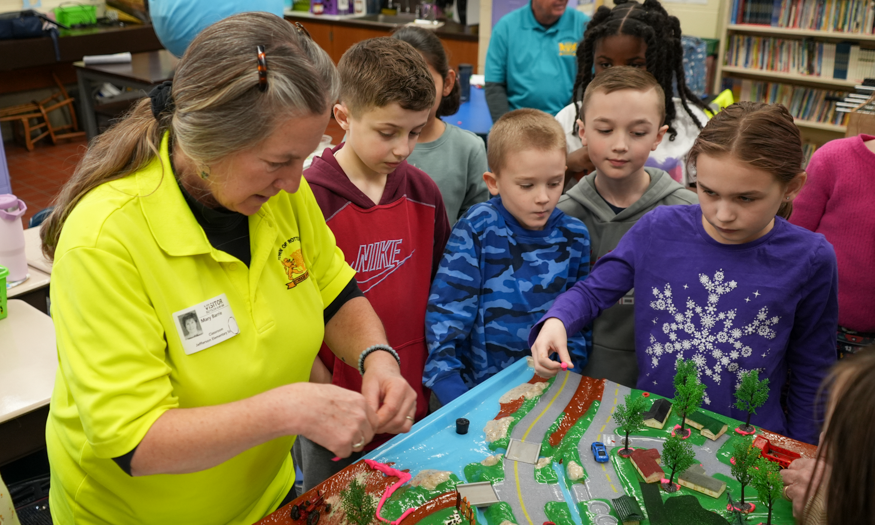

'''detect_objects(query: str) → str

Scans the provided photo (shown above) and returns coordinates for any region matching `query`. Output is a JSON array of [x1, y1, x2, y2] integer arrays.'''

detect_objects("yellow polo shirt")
[[46, 134, 355, 524]]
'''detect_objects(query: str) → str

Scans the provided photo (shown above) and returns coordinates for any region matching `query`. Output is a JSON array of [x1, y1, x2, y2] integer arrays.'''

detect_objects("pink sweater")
[[791, 134, 875, 332]]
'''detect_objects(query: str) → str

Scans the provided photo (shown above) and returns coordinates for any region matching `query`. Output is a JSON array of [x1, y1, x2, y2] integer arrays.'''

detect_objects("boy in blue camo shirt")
[[423, 108, 592, 405]]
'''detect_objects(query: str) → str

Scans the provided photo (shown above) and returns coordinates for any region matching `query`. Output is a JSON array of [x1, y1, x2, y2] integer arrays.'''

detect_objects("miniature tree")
[[729, 435, 761, 511], [613, 394, 648, 457], [751, 457, 784, 525], [341, 477, 376, 525], [660, 434, 696, 493], [672, 358, 706, 439], [725, 492, 746, 525], [733, 369, 770, 433]]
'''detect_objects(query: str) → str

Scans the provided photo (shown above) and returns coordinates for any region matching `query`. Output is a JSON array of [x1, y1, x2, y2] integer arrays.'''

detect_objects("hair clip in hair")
[[293, 21, 312, 40], [256, 45, 268, 92]]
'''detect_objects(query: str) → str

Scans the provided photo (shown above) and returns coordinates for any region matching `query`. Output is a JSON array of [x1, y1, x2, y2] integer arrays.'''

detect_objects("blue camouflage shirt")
[[424, 196, 592, 404]]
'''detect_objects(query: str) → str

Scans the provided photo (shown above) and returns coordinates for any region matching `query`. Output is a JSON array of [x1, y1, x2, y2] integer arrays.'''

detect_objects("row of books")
[[726, 36, 875, 81], [724, 77, 852, 126], [730, 0, 875, 34], [802, 142, 818, 166]]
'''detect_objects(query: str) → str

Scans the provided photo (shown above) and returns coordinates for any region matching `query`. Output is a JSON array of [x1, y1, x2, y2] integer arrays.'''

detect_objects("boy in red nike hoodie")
[[299, 37, 451, 490]]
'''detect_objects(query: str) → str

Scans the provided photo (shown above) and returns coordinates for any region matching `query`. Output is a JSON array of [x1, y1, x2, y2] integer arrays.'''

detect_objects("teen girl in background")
[[556, 0, 711, 186], [789, 93, 875, 360], [531, 102, 838, 445], [392, 27, 489, 225]]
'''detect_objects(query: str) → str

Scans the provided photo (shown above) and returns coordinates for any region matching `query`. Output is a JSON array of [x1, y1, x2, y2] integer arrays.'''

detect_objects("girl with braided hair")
[[556, 0, 711, 187]]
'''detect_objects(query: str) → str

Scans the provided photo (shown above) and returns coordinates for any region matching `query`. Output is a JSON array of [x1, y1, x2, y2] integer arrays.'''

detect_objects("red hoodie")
[[304, 144, 451, 450]]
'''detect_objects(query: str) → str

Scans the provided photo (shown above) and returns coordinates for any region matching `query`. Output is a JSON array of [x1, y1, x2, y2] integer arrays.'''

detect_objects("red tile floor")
[[4, 117, 346, 228], [5, 137, 88, 228]]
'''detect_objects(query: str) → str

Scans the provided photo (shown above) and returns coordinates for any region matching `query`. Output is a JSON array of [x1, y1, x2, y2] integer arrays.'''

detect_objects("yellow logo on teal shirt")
[[559, 41, 578, 56]]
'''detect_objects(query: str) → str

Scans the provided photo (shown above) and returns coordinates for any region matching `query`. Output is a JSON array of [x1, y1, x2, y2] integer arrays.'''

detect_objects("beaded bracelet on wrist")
[[357, 344, 401, 375]]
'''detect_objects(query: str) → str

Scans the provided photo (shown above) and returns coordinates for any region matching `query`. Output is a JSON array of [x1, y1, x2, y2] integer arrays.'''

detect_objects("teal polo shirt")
[[485, 4, 589, 116]]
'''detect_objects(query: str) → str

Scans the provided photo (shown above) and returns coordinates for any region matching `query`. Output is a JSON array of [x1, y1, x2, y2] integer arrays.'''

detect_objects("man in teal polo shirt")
[[485, 0, 589, 121]]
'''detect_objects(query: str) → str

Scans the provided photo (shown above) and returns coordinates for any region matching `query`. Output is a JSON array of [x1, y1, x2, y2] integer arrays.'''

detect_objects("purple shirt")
[[530, 205, 838, 444]]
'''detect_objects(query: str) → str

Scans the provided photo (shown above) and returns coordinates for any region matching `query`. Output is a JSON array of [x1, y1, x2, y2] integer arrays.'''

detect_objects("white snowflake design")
[[646, 269, 780, 386]]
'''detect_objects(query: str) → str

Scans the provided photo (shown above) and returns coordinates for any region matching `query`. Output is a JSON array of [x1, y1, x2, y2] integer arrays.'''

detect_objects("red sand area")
[[547, 376, 605, 448], [255, 461, 406, 525], [493, 374, 551, 419]]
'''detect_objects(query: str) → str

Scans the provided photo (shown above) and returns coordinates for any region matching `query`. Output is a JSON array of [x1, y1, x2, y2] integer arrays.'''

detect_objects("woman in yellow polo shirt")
[[39, 13, 416, 525]]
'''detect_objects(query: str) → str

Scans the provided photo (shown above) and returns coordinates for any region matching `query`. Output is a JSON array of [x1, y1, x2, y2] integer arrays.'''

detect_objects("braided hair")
[[571, 0, 709, 141]]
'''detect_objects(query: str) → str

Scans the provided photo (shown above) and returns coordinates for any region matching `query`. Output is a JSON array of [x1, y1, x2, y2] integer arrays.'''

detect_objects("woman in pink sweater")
[[790, 132, 875, 358]]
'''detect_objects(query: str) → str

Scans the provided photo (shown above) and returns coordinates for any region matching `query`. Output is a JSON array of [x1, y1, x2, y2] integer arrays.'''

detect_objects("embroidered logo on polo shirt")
[[559, 41, 578, 56], [277, 236, 310, 289]]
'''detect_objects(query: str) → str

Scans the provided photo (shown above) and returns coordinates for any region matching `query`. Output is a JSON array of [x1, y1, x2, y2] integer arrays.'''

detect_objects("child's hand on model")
[[531, 318, 574, 377]]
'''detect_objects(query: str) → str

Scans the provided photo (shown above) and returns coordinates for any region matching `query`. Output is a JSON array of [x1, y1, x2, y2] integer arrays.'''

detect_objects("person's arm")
[[528, 215, 648, 376], [459, 139, 489, 220], [422, 220, 482, 404], [131, 379, 378, 476], [784, 240, 839, 444], [788, 149, 833, 232], [565, 147, 594, 180], [485, 83, 510, 123], [484, 20, 510, 123], [131, 295, 413, 476], [554, 104, 592, 185], [323, 295, 417, 434]]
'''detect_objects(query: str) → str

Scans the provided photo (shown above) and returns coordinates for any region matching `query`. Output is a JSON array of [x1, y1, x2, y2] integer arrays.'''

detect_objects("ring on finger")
[[406, 415, 415, 422], [352, 435, 365, 451], [783, 486, 791, 500]]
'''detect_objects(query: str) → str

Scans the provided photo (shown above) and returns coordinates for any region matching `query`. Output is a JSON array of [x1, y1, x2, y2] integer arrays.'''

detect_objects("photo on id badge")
[[178, 311, 202, 340], [173, 293, 240, 355]]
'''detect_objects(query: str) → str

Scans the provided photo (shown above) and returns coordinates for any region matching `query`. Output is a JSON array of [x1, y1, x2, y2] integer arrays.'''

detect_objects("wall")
[[605, 0, 723, 39]]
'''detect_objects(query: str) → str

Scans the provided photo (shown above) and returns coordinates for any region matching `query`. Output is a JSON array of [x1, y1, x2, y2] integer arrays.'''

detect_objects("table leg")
[[76, 71, 99, 140]]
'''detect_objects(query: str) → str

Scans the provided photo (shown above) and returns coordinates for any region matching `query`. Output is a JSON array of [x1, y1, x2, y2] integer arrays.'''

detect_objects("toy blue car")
[[591, 441, 609, 463]]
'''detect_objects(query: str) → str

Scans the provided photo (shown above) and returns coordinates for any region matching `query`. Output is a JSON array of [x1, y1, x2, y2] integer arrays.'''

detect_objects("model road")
[[491, 372, 737, 524], [493, 370, 580, 525], [569, 380, 734, 504]]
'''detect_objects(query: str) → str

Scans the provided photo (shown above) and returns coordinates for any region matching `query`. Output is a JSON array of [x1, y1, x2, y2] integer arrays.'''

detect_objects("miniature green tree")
[[672, 358, 706, 438], [725, 491, 746, 525], [733, 369, 770, 433], [751, 457, 784, 525], [341, 477, 376, 525], [613, 394, 648, 457], [660, 434, 696, 493], [729, 435, 761, 510]]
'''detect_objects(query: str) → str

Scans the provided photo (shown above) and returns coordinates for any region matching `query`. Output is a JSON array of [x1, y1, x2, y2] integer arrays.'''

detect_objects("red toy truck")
[[752, 435, 801, 469]]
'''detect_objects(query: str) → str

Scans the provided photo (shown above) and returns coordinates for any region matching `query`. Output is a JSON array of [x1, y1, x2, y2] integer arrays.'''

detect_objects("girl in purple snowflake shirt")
[[530, 102, 838, 444]]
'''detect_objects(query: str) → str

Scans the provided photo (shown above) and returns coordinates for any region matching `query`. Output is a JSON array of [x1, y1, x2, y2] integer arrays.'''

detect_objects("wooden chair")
[[0, 74, 85, 151], [37, 74, 86, 145], [0, 101, 50, 151]]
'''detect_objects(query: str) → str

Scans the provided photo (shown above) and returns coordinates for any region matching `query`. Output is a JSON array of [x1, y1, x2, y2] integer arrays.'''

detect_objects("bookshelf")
[[716, 0, 875, 145]]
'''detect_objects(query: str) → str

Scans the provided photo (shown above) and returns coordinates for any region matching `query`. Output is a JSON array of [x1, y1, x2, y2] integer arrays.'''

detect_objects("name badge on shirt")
[[173, 293, 240, 355]]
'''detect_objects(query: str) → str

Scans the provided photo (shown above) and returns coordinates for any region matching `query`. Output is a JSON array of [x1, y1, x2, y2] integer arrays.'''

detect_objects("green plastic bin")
[[54, 5, 97, 26], [0, 265, 8, 320]]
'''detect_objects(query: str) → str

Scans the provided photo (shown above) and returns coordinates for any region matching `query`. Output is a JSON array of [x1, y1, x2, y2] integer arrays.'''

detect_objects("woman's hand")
[[361, 351, 417, 435], [295, 383, 380, 458], [530, 318, 572, 378], [780, 457, 826, 518], [130, 381, 380, 476]]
